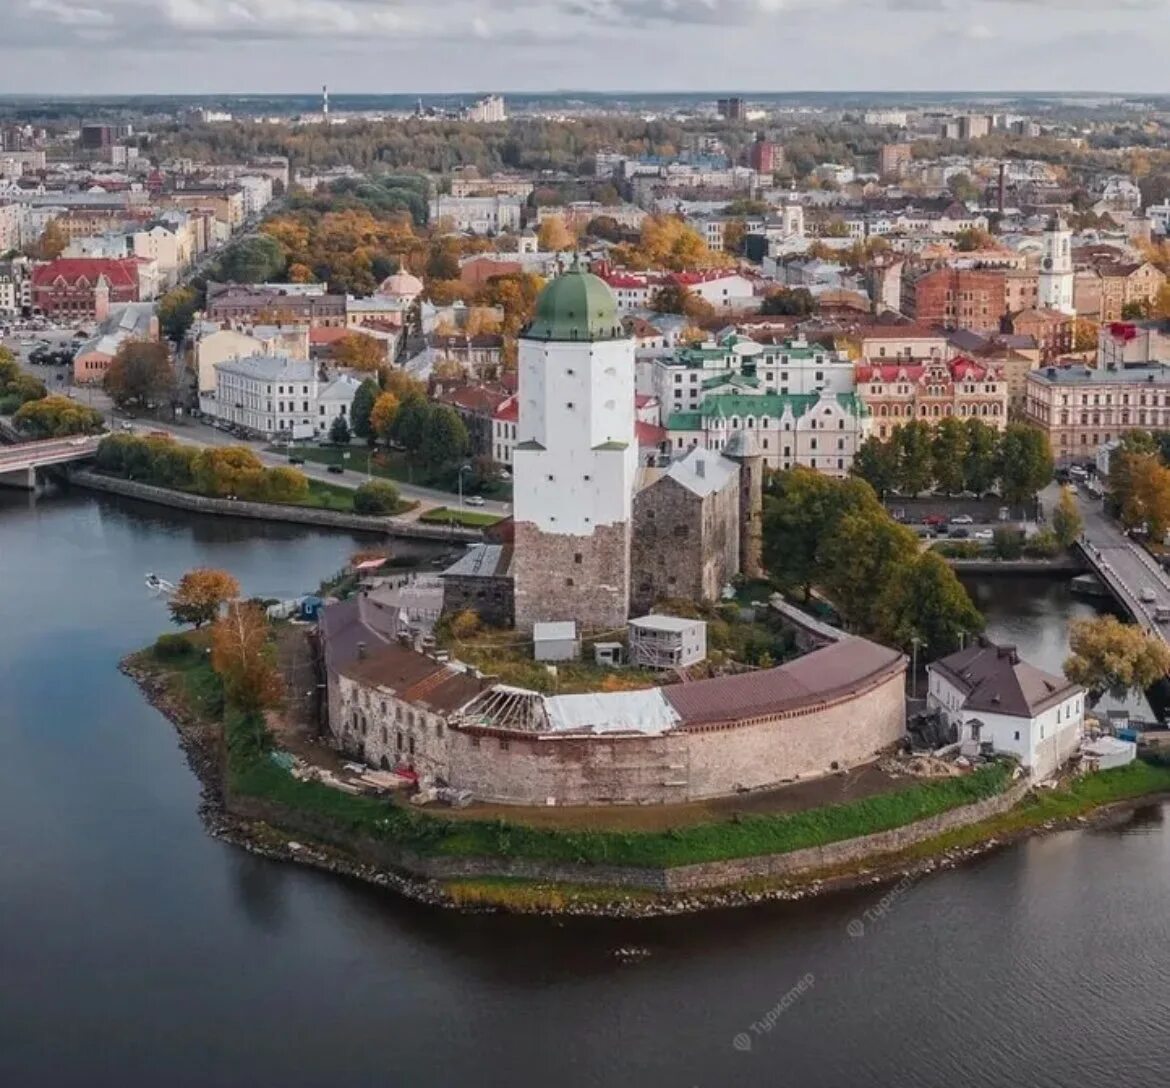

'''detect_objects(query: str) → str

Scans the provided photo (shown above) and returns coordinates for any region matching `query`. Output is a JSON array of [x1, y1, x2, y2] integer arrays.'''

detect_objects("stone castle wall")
[[512, 519, 630, 632], [443, 658, 906, 806]]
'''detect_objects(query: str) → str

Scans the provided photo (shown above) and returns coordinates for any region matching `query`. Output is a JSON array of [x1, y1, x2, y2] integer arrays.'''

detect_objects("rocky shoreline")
[[121, 657, 1168, 919]]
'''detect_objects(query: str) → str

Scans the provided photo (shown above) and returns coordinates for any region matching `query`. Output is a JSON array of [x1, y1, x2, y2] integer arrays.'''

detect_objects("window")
[[499, 738, 509, 751], [565, 577, 574, 587], [574, 553, 582, 565]]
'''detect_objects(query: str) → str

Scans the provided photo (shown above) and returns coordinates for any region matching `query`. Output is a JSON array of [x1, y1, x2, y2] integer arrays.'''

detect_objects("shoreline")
[[121, 655, 1170, 919]]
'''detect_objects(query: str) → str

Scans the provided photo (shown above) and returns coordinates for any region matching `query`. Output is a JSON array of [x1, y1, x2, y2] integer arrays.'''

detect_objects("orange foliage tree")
[[333, 332, 385, 371], [370, 392, 401, 442], [210, 602, 283, 715], [168, 568, 240, 628]]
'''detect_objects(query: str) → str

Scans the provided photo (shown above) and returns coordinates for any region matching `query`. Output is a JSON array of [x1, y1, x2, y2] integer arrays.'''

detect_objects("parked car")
[[949, 528, 971, 539], [950, 514, 975, 525], [327, 464, 344, 475], [923, 514, 946, 527], [973, 529, 994, 541], [465, 495, 486, 507], [1140, 587, 1157, 603], [288, 455, 305, 465]]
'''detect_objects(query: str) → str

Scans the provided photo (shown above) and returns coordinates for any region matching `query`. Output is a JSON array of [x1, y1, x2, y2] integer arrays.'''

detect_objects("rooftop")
[[930, 639, 1081, 719], [1029, 363, 1170, 386], [216, 353, 316, 383]]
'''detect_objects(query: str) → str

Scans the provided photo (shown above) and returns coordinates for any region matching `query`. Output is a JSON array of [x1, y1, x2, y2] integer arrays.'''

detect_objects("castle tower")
[[93, 274, 110, 324], [512, 264, 637, 632], [724, 430, 764, 580], [1037, 213, 1075, 316]]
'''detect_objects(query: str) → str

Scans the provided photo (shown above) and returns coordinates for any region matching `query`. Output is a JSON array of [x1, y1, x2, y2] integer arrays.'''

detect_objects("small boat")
[[145, 573, 176, 594]]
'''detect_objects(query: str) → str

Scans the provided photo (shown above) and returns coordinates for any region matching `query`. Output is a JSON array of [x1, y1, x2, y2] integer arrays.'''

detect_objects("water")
[[3, 491, 1170, 1088]]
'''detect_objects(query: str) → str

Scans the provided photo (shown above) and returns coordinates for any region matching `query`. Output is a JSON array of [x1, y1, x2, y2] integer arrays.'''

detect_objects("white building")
[[512, 265, 639, 631], [928, 639, 1085, 781], [1037, 213, 1076, 316], [652, 332, 855, 421], [210, 354, 357, 438], [628, 615, 707, 669], [600, 270, 757, 313], [192, 322, 310, 395], [428, 194, 524, 234]]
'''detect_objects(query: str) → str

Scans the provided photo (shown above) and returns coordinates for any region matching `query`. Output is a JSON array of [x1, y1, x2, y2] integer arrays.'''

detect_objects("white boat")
[[145, 573, 176, 594]]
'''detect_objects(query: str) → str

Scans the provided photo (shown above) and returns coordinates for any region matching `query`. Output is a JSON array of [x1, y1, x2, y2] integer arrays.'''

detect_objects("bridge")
[[1074, 494, 1170, 642], [0, 435, 101, 489]]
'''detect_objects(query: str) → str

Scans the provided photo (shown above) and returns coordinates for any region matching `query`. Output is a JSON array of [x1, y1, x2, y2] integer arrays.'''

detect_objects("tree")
[[353, 480, 401, 515], [1051, 486, 1083, 548], [876, 552, 984, 661], [419, 404, 469, 468], [537, 215, 575, 252], [963, 418, 1000, 494], [1073, 318, 1099, 353], [13, 395, 103, 437], [1064, 616, 1170, 701], [350, 378, 379, 440], [157, 286, 200, 343], [954, 227, 993, 252], [217, 234, 286, 283], [1121, 454, 1170, 539], [168, 568, 240, 629], [931, 417, 969, 494], [30, 219, 67, 260], [893, 421, 934, 495], [210, 602, 283, 715], [997, 423, 1054, 505], [103, 341, 174, 408], [722, 218, 747, 255], [263, 466, 309, 504], [329, 415, 351, 445], [817, 510, 919, 632], [947, 172, 981, 204], [192, 446, 267, 498], [332, 332, 384, 371], [370, 392, 401, 443], [389, 396, 430, 456], [850, 436, 899, 496], [760, 287, 816, 316]]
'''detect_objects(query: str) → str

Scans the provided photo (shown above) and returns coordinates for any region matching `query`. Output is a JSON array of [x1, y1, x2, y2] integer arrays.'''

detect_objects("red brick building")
[[902, 267, 1007, 334], [748, 136, 780, 175], [1003, 307, 1075, 362], [31, 257, 140, 320]]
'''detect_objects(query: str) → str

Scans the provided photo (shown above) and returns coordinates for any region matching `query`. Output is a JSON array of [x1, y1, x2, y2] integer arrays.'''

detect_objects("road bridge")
[[0, 436, 100, 489]]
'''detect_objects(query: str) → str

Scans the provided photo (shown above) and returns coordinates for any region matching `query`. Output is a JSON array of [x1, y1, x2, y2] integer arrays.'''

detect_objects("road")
[[1071, 487, 1170, 639], [3, 331, 512, 518]]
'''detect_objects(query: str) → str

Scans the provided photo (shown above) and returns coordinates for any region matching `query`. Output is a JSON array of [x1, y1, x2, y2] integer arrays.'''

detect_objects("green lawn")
[[418, 506, 503, 528], [301, 479, 357, 512], [277, 443, 513, 500]]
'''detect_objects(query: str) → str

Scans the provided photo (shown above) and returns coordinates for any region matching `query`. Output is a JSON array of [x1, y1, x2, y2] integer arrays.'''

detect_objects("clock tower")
[[1037, 213, 1075, 316]]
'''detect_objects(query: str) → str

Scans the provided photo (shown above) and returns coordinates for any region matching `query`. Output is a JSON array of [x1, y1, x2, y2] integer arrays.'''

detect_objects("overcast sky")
[[1, 0, 1168, 96]]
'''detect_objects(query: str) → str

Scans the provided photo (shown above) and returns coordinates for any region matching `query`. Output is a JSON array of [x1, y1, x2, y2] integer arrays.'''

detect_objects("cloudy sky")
[[1, 0, 1167, 95]]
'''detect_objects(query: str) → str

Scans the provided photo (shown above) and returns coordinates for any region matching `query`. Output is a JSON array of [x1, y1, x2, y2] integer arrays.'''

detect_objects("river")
[[3, 489, 1170, 1088]]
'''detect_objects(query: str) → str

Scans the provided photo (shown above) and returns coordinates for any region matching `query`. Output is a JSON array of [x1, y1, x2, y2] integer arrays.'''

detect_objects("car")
[[120, 422, 134, 432], [949, 528, 971, 539], [465, 495, 486, 507], [973, 529, 994, 541], [327, 464, 345, 475], [1140, 587, 1158, 603], [950, 514, 975, 525], [288, 455, 305, 465], [923, 514, 946, 526]]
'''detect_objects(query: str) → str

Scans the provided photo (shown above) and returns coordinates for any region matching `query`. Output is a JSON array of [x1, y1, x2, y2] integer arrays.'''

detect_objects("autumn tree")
[[379, 367, 426, 403], [1064, 616, 1170, 701], [264, 466, 310, 503], [476, 271, 545, 336], [157, 286, 201, 343], [30, 219, 67, 260], [1073, 318, 1099, 353], [350, 378, 379, 440], [353, 479, 401, 515], [13, 395, 103, 438], [1051, 486, 1083, 547], [1120, 453, 1170, 539], [192, 446, 267, 499], [761, 288, 816, 316], [210, 602, 283, 715], [370, 391, 401, 443], [103, 341, 174, 408], [168, 568, 240, 629], [537, 215, 575, 252], [332, 332, 385, 371]]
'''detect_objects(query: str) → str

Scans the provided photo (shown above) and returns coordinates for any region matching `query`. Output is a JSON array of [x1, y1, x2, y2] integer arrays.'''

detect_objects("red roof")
[[636, 421, 667, 447], [492, 394, 518, 423], [635, 393, 657, 408], [856, 356, 997, 383], [31, 258, 139, 289], [603, 274, 648, 289]]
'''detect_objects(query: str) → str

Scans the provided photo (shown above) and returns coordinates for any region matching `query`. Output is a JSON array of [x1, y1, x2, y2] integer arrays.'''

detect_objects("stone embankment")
[[71, 471, 481, 542]]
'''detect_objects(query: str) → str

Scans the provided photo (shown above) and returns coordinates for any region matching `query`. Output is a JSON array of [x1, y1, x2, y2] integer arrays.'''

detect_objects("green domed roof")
[[523, 263, 624, 343]]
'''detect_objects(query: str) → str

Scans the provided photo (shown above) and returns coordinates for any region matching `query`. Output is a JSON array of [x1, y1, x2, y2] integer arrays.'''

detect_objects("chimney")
[[696, 456, 705, 479]]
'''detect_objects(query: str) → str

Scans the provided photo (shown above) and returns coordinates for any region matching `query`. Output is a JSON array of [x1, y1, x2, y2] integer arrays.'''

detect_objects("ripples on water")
[[2, 493, 1170, 1087]]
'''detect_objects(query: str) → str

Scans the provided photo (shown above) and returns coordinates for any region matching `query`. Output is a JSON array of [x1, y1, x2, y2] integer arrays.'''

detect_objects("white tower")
[[322, 84, 329, 125], [512, 263, 638, 632], [1038, 213, 1075, 316]]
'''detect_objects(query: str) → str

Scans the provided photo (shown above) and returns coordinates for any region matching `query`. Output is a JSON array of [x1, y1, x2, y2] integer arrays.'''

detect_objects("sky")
[[1, 0, 1168, 96]]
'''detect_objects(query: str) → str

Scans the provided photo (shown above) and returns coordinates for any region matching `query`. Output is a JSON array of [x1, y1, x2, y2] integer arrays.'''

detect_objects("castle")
[[457, 261, 763, 631]]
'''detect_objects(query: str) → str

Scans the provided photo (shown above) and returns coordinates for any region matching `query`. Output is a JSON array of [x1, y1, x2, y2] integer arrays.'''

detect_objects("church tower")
[[512, 264, 638, 633], [1037, 213, 1075, 316]]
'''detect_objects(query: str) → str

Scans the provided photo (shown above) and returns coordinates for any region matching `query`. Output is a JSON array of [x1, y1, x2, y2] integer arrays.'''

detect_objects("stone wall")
[[70, 470, 480, 542], [227, 778, 1029, 895], [443, 657, 905, 806], [630, 472, 740, 614], [441, 572, 515, 628], [513, 518, 630, 632]]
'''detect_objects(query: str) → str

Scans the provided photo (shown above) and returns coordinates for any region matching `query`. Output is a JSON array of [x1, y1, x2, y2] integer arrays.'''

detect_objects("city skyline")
[[2, 0, 1168, 96]]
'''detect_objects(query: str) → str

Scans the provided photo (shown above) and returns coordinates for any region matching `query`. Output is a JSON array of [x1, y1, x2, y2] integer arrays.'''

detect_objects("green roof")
[[523, 263, 625, 343], [666, 391, 866, 430]]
